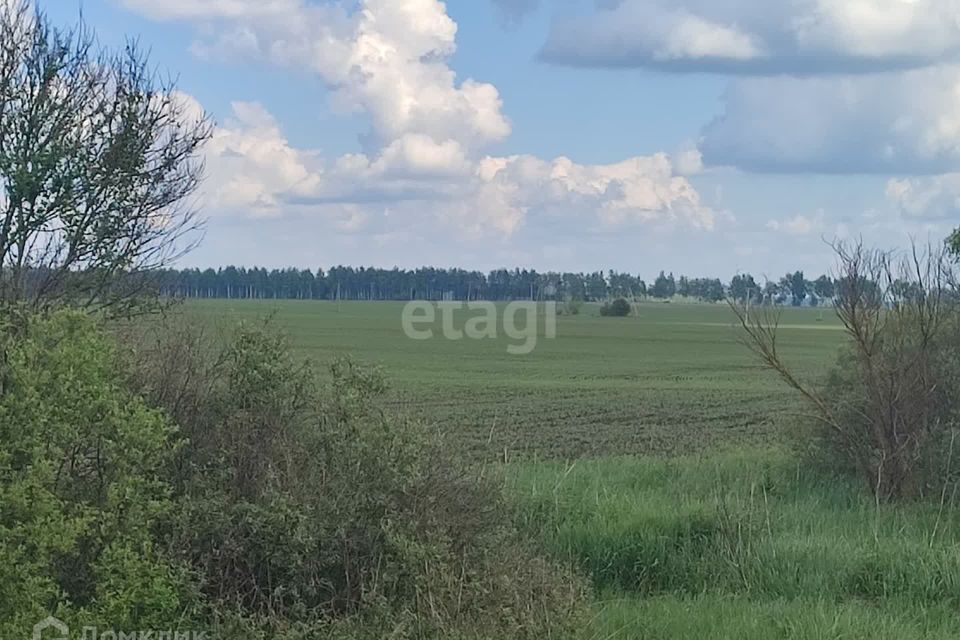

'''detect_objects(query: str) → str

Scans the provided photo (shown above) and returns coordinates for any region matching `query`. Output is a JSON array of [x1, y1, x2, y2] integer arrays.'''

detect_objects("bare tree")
[[0, 1, 212, 314], [730, 240, 956, 500]]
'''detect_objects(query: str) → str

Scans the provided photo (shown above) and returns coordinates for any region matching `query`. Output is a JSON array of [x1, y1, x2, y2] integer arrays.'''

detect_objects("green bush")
[[600, 298, 631, 317], [0, 311, 200, 637]]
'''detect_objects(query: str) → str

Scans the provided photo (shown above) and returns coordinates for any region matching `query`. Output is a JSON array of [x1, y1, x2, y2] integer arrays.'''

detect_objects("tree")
[[730, 274, 761, 303], [762, 280, 780, 305], [813, 275, 835, 301], [788, 271, 807, 306], [651, 271, 676, 299], [948, 228, 960, 258], [0, 2, 212, 313]]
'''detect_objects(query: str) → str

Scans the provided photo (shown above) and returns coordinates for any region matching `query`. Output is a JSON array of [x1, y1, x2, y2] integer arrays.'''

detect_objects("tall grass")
[[507, 450, 960, 639]]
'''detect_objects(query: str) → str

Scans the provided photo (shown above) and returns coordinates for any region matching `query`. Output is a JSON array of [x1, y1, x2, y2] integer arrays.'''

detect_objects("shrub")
[[2, 311, 589, 637], [0, 311, 200, 636], [600, 298, 631, 317], [733, 241, 960, 500], [560, 298, 583, 316], [127, 317, 590, 638]]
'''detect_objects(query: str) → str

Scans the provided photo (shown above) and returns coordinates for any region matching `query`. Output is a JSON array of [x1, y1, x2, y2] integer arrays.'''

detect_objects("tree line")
[[157, 266, 840, 305]]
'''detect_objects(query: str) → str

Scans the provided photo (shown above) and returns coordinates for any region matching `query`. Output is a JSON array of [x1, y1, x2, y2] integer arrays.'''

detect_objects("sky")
[[39, 0, 960, 279]]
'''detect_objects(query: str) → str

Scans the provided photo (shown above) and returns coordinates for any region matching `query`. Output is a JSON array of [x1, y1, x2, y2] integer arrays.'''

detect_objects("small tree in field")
[[731, 240, 958, 501], [0, 1, 211, 314]]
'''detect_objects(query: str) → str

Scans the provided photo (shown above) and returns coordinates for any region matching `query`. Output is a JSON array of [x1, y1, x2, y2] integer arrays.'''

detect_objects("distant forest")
[[158, 266, 839, 306]]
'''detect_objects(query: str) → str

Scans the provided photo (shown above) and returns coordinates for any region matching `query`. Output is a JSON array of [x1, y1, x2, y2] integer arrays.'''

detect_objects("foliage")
[[0, 2, 211, 313], [813, 274, 836, 300], [948, 228, 960, 259], [786, 271, 807, 306], [154, 264, 844, 307], [599, 298, 632, 317], [651, 271, 677, 299], [729, 274, 762, 303], [0, 311, 199, 636], [125, 317, 590, 638]]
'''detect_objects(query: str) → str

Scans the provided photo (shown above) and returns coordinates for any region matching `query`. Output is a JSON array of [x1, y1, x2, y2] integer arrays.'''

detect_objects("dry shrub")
[[731, 241, 960, 501]]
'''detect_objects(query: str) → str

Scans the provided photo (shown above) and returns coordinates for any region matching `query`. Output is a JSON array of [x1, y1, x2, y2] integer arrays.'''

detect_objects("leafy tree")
[[948, 228, 960, 258], [651, 271, 676, 299], [813, 275, 835, 301], [730, 274, 761, 303], [785, 271, 807, 306], [0, 2, 211, 313]]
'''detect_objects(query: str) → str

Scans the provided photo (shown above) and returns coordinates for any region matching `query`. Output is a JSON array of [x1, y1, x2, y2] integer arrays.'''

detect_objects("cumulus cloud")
[[540, 0, 960, 75], [194, 96, 714, 235], [887, 175, 960, 219], [672, 148, 704, 177], [119, 0, 716, 236], [477, 154, 715, 229], [123, 0, 510, 150], [198, 98, 323, 217], [700, 67, 960, 174]]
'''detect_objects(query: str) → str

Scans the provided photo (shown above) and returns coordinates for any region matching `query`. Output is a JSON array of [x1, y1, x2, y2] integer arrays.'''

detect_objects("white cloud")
[[195, 96, 714, 235], [540, 0, 960, 74], [529, 0, 960, 178], [194, 96, 322, 217], [125, 0, 510, 150], [887, 175, 960, 219], [371, 134, 472, 178], [700, 67, 960, 174], [672, 148, 705, 176], [655, 13, 761, 62], [120, 0, 717, 237], [472, 153, 716, 232]]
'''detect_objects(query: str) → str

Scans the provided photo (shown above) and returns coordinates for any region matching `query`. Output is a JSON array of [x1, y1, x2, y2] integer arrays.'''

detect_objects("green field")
[[187, 300, 844, 459], [184, 300, 960, 639]]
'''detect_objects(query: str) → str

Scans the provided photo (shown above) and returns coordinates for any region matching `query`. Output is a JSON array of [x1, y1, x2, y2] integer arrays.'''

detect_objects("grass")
[[185, 299, 959, 637], [590, 595, 960, 640], [508, 451, 960, 639]]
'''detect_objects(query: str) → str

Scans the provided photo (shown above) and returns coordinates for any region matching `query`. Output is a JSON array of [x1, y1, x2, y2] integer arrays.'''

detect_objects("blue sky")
[[42, 0, 960, 280]]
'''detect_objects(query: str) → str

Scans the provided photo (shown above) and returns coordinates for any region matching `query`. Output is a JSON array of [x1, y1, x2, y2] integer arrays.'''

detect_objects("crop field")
[[186, 299, 845, 460]]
